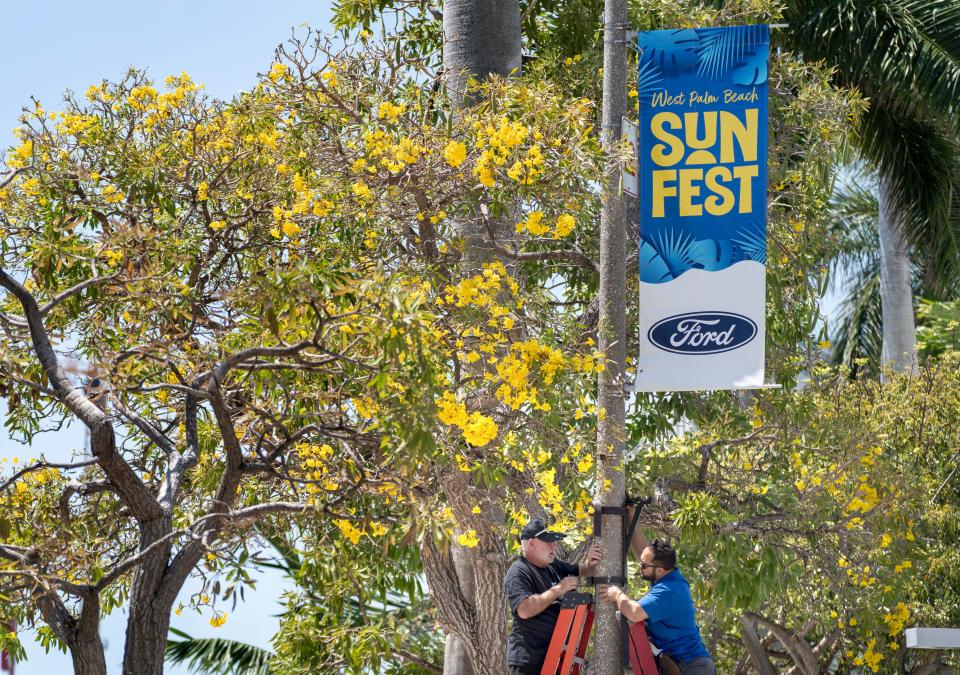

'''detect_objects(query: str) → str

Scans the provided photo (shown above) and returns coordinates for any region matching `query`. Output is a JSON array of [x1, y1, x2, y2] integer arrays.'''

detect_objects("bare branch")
[[1, 371, 58, 397], [212, 341, 313, 383], [157, 393, 201, 512], [0, 310, 28, 328], [59, 479, 116, 527], [113, 398, 176, 455], [0, 168, 24, 190]]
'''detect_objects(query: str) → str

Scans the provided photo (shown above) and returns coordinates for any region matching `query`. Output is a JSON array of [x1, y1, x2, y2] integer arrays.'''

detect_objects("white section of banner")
[[634, 261, 765, 391]]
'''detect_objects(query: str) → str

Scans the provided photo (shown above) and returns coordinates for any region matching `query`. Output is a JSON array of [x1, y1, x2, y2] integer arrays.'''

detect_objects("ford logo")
[[648, 312, 757, 355]]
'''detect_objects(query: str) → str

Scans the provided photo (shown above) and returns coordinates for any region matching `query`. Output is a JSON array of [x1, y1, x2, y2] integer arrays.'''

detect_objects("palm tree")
[[824, 156, 960, 375], [780, 0, 960, 376]]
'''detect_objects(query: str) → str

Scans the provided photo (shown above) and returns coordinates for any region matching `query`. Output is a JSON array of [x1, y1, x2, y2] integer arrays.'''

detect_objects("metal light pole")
[[594, 0, 629, 672]]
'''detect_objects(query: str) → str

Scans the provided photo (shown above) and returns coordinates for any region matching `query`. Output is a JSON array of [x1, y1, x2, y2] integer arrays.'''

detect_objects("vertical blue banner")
[[635, 25, 769, 391]]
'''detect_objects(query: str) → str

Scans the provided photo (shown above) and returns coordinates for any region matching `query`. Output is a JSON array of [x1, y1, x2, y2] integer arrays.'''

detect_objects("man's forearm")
[[516, 586, 561, 619], [613, 590, 647, 623], [629, 528, 649, 560]]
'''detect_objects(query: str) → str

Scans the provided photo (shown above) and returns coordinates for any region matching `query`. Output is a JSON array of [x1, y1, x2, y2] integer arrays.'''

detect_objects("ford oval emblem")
[[648, 312, 757, 355]]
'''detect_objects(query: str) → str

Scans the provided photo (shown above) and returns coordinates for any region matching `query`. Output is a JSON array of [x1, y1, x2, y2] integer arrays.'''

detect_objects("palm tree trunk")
[[877, 173, 918, 377], [440, 1, 520, 673], [442, 0, 521, 110]]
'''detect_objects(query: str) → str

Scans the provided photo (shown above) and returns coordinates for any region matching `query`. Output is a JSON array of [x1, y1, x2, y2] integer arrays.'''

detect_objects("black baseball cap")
[[520, 518, 566, 542]]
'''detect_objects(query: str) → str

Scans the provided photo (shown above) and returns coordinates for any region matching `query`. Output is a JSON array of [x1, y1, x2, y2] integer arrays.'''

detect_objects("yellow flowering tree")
[[0, 29, 613, 674]]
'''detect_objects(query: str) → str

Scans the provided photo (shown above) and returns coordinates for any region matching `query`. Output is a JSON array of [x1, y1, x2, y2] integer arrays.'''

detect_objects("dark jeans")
[[680, 656, 716, 675], [509, 665, 541, 675]]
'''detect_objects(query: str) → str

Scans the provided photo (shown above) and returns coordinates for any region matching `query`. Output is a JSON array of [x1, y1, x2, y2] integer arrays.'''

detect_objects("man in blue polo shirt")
[[598, 538, 714, 674]]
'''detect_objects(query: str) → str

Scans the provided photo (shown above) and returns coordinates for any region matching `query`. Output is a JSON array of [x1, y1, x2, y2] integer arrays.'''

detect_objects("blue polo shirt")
[[638, 568, 710, 663]]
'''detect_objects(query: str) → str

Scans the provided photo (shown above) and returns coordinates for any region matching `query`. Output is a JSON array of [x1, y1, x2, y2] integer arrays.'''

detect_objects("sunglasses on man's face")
[[639, 561, 660, 570]]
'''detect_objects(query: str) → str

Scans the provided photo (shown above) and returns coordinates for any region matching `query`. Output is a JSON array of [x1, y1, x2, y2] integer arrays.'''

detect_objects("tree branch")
[[745, 612, 819, 675], [0, 458, 99, 494], [59, 479, 116, 527], [113, 399, 176, 455], [39, 274, 120, 317], [0, 268, 164, 523]]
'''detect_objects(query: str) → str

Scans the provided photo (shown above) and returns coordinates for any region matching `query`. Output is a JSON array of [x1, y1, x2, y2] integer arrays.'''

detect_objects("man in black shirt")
[[504, 518, 602, 675]]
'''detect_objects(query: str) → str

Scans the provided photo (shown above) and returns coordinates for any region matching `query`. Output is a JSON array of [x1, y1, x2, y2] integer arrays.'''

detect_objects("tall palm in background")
[[780, 0, 960, 376], [823, 160, 960, 375]]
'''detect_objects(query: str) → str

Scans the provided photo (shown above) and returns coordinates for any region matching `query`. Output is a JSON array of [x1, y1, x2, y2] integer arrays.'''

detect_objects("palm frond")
[[831, 267, 884, 377], [165, 628, 273, 675], [919, 154, 960, 297], [784, 0, 960, 118], [860, 106, 960, 289], [826, 169, 880, 279]]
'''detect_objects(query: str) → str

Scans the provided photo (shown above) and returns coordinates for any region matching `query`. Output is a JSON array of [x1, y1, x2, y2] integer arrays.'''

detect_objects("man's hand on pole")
[[580, 542, 602, 576], [555, 576, 580, 596], [596, 584, 648, 623]]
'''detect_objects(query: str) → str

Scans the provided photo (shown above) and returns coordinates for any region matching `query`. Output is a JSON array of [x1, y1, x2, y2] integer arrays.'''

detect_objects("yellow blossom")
[[352, 181, 372, 202], [282, 220, 301, 237], [463, 412, 498, 447], [378, 101, 407, 121], [457, 530, 479, 548], [334, 519, 363, 544], [268, 62, 290, 83], [516, 211, 549, 236], [553, 213, 575, 238], [443, 141, 467, 168]]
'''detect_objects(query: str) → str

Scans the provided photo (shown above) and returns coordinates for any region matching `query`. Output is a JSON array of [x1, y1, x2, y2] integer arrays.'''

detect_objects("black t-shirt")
[[504, 556, 580, 666]]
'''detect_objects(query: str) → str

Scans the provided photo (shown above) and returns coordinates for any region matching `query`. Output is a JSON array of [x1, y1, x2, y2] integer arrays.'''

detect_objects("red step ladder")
[[626, 618, 660, 675], [540, 592, 660, 675]]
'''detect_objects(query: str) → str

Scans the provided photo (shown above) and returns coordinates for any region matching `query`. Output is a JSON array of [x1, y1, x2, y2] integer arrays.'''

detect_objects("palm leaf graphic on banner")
[[695, 25, 767, 80], [732, 53, 768, 85], [688, 237, 734, 271], [732, 222, 767, 263], [642, 230, 743, 283], [653, 227, 697, 278], [638, 29, 700, 74], [637, 60, 662, 104], [639, 239, 673, 283]]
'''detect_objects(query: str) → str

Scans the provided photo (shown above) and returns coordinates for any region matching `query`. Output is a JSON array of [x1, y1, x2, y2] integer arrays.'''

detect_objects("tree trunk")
[[443, 545, 477, 675], [121, 518, 175, 675], [877, 173, 918, 377], [120, 608, 172, 675], [71, 641, 108, 675], [441, 1, 521, 673], [37, 586, 107, 674]]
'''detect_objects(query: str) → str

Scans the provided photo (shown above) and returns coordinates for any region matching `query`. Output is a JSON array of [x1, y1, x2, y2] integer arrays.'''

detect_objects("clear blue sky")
[[1, 2, 333, 673]]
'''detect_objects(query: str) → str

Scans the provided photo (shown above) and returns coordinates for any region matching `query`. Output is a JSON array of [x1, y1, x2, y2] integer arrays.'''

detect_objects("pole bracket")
[[587, 575, 628, 586]]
